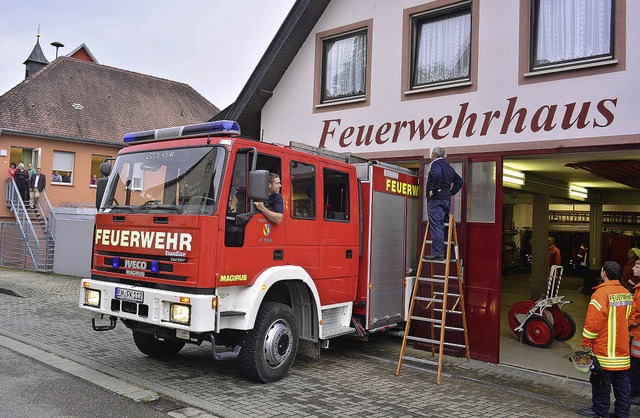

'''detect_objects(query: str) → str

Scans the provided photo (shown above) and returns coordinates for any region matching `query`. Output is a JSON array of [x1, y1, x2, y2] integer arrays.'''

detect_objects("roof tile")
[[0, 56, 219, 145]]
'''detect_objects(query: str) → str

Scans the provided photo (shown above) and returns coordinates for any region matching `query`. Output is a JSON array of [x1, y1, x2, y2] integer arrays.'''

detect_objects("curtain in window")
[[535, 0, 612, 66], [52, 151, 74, 172], [323, 32, 367, 102], [413, 10, 471, 87]]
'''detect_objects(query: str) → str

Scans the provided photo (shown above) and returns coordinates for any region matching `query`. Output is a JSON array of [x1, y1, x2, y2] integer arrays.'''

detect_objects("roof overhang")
[[0, 128, 122, 148]]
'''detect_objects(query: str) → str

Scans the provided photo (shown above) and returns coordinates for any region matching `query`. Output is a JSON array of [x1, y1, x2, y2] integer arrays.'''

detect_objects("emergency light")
[[123, 120, 241, 144]]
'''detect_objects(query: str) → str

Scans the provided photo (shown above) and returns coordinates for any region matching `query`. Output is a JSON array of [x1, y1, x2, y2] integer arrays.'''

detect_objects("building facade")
[[217, 0, 640, 364]]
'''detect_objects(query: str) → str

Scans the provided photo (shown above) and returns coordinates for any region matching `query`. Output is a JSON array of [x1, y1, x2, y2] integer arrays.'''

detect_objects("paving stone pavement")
[[0, 267, 638, 418]]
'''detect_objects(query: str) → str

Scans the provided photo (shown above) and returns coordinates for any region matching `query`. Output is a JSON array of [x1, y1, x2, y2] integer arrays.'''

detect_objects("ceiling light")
[[503, 167, 525, 186], [569, 184, 588, 200]]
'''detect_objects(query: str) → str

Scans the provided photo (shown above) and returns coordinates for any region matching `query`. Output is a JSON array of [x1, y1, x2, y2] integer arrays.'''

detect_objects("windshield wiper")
[[137, 200, 182, 214], [138, 200, 162, 208], [109, 205, 134, 213]]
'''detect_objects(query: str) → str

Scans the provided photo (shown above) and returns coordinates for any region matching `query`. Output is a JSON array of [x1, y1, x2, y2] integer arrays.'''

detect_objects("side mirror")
[[248, 170, 269, 202], [95, 178, 108, 210]]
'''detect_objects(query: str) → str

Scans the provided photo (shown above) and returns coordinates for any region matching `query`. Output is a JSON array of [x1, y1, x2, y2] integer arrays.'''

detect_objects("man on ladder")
[[424, 147, 463, 261]]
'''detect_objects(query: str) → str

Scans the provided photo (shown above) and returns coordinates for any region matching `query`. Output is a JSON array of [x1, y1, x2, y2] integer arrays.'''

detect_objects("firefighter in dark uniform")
[[424, 147, 463, 261]]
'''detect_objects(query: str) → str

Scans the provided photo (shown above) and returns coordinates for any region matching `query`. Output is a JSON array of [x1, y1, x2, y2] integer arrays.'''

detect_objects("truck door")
[[317, 165, 359, 305], [287, 158, 320, 279], [219, 151, 285, 284]]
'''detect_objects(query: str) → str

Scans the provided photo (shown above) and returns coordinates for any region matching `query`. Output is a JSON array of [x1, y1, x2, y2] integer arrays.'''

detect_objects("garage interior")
[[499, 148, 640, 379]]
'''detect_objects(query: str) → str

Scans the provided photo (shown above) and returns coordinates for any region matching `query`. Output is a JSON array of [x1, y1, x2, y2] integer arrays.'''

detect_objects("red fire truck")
[[80, 120, 419, 382]]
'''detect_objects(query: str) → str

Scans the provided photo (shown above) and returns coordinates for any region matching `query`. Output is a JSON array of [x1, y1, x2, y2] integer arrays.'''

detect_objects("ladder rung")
[[401, 356, 438, 366], [419, 277, 446, 284], [415, 296, 442, 303], [422, 258, 458, 263], [434, 291, 460, 298], [433, 275, 460, 281], [433, 325, 465, 332], [405, 336, 467, 348], [410, 316, 442, 324], [433, 308, 462, 314]]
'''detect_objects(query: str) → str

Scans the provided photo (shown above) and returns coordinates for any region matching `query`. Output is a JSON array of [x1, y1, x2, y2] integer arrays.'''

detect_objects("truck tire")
[[133, 330, 185, 358], [239, 302, 298, 383]]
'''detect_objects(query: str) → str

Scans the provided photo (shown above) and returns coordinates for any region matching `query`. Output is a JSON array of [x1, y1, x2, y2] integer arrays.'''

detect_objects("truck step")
[[220, 311, 245, 317], [322, 325, 356, 339]]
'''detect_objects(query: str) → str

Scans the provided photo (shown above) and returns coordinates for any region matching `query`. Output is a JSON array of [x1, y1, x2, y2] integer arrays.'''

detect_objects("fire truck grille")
[[111, 298, 149, 317], [95, 266, 187, 282]]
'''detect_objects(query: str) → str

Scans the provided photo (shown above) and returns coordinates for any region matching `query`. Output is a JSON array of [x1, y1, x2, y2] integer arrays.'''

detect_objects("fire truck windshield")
[[101, 146, 226, 215]]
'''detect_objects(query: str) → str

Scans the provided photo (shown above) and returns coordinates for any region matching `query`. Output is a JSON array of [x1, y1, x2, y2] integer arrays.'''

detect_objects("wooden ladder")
[[396, 214, 470, 384]]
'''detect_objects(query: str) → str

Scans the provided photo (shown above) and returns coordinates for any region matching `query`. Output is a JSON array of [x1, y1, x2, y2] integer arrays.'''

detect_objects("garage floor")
[[500, 273, 591, 381]]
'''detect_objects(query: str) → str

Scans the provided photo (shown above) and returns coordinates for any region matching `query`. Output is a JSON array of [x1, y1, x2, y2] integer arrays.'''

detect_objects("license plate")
[[115, 287, 144, 303]]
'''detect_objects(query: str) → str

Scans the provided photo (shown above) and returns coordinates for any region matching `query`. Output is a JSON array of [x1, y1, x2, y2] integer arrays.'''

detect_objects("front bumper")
[[79, 279, 217, 333]]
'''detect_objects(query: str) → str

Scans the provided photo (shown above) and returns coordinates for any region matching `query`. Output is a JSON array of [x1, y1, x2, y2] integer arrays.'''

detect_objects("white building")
[[215, 0, 639, 365]]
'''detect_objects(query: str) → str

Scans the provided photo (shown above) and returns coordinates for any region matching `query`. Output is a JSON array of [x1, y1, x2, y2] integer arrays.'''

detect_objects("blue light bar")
[[123, 120, 241, 144], [150, 260, 160, 273], [112, 257, 120, 269]]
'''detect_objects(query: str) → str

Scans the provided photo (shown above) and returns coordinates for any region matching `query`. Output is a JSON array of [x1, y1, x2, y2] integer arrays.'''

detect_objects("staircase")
[[2, 180, 56, 272]]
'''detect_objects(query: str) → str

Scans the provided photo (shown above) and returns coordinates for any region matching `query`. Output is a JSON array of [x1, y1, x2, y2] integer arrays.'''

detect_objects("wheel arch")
[[263, 280, 319, 342], [219, 265, 321, 341]]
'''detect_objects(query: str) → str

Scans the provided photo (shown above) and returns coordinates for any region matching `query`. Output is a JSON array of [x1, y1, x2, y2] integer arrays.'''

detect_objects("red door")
[[463, 157, 502, 363], [418, 156, 502, 363]]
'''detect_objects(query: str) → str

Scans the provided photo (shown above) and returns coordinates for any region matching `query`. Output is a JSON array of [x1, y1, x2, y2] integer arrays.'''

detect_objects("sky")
[[0, 1, 297, 110]]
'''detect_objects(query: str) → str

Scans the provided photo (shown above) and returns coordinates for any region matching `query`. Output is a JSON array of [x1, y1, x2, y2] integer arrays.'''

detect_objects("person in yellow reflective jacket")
[[629, 259, 640, 406], [579, 261, 631, 418]]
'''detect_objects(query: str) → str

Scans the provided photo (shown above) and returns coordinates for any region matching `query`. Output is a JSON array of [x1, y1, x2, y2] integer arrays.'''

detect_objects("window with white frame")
[[52, 151, 75, 184], [321, 29, 368, 104], [411, 1, 472, 89], [531, 0, 613, 71]]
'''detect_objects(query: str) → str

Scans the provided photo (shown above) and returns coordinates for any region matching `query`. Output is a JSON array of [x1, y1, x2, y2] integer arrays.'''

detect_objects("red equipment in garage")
[[508, 266, 576, 348]]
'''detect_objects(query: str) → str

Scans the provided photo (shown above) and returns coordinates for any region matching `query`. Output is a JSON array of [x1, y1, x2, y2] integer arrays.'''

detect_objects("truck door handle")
[[346, 249, 353, 259], [274, 250, 284, 260]]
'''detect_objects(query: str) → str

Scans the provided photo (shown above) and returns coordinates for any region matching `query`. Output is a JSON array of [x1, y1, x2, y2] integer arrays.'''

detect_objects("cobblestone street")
[[1, 268, 634, 417]]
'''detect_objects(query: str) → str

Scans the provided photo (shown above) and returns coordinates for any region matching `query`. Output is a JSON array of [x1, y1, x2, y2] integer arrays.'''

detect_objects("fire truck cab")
[[80, 121, 418, 382]]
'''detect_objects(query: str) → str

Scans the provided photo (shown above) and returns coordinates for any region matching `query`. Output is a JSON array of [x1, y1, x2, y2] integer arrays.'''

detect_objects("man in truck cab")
[[254, 173, 283, 224]]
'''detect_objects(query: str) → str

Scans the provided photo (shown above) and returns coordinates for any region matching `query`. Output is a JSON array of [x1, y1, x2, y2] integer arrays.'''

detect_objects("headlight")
[[85, 289, 101, 307], [170, 303, 191, 325]]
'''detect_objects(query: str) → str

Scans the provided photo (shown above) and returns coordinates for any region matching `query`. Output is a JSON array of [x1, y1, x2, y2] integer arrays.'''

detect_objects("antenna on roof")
[[51, 41, 65, 59]]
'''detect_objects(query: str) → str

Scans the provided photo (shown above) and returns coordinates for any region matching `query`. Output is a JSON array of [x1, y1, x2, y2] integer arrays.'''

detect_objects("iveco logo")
[[124, 260, 147, 270]]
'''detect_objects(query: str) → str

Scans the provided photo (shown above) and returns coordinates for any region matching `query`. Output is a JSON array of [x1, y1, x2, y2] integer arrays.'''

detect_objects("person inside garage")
[[622, 248, 640, 292], [548, 236, 561, 276]]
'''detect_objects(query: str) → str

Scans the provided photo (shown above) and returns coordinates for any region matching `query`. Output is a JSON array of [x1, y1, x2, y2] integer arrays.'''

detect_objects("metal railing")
[[3, 179, 54, 271], [39, 188, 57, 247]]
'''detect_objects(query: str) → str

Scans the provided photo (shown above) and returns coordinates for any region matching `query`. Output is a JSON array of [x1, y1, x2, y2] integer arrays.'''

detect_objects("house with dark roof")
[[214, 0, 640, 369], [1, 39, 219, 223]]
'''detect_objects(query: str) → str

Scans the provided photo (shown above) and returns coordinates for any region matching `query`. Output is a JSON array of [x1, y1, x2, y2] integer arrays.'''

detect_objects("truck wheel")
[[239, 302, 298, 383], [133, 331, 185, 358]]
